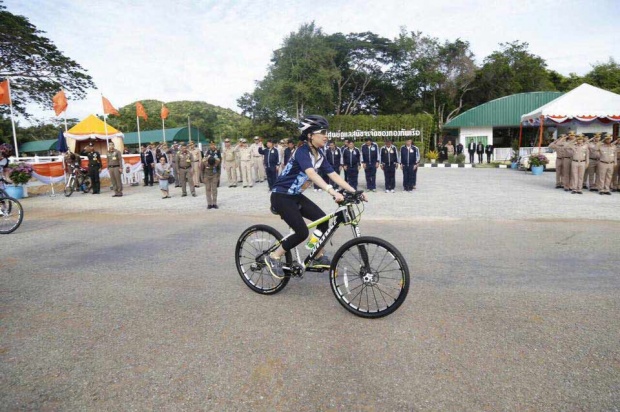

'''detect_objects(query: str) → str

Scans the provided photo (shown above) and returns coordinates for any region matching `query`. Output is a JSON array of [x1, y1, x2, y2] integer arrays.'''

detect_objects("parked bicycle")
[[0, 178, 23, 234], [64, 164, 92, 196], [235, 190, 410, 318]]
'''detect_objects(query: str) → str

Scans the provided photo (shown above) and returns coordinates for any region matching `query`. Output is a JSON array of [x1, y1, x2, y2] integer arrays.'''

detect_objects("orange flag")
[[136, 102, 148, 120], [0, 80, 11, 105], [102, 96, 119, 116], [161, 104, 169, 120], [52, 90, 68, 115]]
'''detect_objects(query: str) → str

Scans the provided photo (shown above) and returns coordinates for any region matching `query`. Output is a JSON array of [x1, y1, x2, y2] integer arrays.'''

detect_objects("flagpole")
[[6, 79, 19, 158], [161, 103, 166, 144]]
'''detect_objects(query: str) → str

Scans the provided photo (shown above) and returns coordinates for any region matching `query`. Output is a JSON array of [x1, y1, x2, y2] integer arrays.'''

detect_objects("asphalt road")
[[2, 202, 619, 410]]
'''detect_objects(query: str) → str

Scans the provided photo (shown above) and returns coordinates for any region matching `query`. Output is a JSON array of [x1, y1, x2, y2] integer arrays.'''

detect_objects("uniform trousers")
[[562, 158, 573, 189], [468, 151, 475, 164], [477, 153, 483, 163], [570, 161, 586, 191], [192, 161, 201, 187], [345, 166, 359, 190], [612, 164, 619, 190], [89, 167, 101, 193], [265, 166, 278, 190], [402, 164, 415, 191], [383, 164, 396, 190], [143, 163, 154, 186], [252, 157, 264, 182], [109, 166, 122, 195], [178, 167, 195, 195], [240, 160, 253, 187], [235, 159, 242, 182], [596, 162, 614, 193], [585, 159, 598, 189], [225, 160, 237, 186], [171, 161, 179, 185], [555, 157, 564, 186], [486, 153, 492, 163], [364, 165, 377, 190], [203, 169, 219, 205]]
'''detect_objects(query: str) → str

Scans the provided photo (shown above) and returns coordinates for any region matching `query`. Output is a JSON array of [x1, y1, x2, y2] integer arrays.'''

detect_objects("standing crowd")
[[548, 132, 619, 195]]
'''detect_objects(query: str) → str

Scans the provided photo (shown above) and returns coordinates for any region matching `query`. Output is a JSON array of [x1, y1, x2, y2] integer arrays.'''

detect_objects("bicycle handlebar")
[[335, 189, 365, 205]]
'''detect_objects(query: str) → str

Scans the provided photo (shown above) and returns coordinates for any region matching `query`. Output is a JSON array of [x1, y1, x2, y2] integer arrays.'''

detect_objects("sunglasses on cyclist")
[[312, 129, 328, 135]]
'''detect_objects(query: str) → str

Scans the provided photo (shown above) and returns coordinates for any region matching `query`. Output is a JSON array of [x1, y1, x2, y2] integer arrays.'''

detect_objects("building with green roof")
[[19, 139, 58, 155], [444, 92, 563, 161]]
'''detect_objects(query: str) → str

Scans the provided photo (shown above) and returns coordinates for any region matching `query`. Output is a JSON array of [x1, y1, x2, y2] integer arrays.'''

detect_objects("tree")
[[253, 22, 339, 120], [466, 41, 554, 107], [0, 3, 95, 117], [583, 58, 620, 94]]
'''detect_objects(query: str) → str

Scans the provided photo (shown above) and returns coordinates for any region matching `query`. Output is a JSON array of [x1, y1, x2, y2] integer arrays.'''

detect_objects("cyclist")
[[265, 115, 367, 278]]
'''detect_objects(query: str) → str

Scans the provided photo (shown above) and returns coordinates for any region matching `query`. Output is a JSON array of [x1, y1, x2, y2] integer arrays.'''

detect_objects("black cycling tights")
[[270, 192, 329, 251]]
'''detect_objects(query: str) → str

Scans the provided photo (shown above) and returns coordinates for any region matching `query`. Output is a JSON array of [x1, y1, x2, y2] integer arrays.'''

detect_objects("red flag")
[[161, 104, 169, 120], [136, 102, 148, 120], [0, 80, 11, 105], [102, 96, 119, 116], [52, 90, 68, 116]]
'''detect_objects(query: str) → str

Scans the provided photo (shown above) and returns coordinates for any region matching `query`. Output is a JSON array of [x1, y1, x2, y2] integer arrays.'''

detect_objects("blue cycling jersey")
[[271, 143, 334, 195]]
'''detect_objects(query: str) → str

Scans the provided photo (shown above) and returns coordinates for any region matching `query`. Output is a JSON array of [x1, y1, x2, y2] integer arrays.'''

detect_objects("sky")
[[5, 0, 620, 124]]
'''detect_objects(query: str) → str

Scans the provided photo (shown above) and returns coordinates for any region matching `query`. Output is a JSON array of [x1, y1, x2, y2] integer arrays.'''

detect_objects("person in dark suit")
[[485, 144, 494, 163], [140, 145, 155, 186], [476, 142, 484, 163], [325, 140, 342, 188], [456, 142, 464, 156], [342, 140, 361, 190], [82, 143, 101, 194], [468, 140, 476, 164]]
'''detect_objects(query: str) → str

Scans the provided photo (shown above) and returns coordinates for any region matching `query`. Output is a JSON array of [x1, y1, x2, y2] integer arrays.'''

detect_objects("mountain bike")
[[235, 190, 410, 318], [64, 164, 92, 196]]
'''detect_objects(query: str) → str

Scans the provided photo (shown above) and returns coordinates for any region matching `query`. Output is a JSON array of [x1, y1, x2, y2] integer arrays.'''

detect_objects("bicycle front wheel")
[[235, 224, 292, 295], [0, 196, 24, 234], [330, 236, 409, 318], [64, 176, 75, 197]]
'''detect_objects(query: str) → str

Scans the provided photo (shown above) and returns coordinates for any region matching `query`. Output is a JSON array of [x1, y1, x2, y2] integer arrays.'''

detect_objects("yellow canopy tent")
[[64, 114, 124, 154]]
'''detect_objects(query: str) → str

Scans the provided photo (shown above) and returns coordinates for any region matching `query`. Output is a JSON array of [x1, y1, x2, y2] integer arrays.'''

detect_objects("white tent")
[[521, 83, 620, 125], [519, 83, 620, 148]]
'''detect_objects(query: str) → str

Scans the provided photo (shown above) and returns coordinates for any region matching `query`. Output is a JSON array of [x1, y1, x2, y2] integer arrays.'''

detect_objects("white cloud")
[[5, 0, 619, 124]]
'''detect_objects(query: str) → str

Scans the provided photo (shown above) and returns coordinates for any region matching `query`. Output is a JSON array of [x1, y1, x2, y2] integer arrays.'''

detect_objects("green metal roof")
[[444, 92, 564, 128], [19, 139, 58, 153], [122, 126, 206, 145]]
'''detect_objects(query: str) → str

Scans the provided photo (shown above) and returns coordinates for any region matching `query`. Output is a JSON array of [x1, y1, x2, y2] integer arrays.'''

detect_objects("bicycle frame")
[[271, 201, 364, 274]]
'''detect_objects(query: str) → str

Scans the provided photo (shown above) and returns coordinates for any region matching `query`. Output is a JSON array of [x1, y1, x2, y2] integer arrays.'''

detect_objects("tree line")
[[239, 22, 620, 136]]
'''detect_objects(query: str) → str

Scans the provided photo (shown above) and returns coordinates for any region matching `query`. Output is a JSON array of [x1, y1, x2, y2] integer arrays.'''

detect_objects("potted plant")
[[5, 162, 33, 199], [426, 150, 439, 164], [528, 154, 548, 175], [510, 139, 520, 169]]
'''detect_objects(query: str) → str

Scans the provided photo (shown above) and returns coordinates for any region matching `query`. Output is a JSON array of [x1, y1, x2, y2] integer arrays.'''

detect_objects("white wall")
[[459, 127, 493, 163]]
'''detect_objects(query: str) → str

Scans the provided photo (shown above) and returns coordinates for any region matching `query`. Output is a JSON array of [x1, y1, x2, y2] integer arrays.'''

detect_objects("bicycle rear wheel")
[[0, 196, 24, 234], [330, 236, 409, 318], [235, 224, 292, 295], [81, 176, 92, 193]]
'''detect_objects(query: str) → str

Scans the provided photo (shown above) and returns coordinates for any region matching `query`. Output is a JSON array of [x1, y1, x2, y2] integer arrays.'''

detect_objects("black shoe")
[[213, 205, 219, 209], [600, 192, 605, 195], [207, 205, 213, 209], [571, 191, 577, 194], [182, 193, 187, 197], [192, 193, 197, 197], [143, 184, 148, 187], [606, 192, 612, 195], [564, 189, 570, 192], [590, 188, 598, 192], [555, 185, 563, 189]]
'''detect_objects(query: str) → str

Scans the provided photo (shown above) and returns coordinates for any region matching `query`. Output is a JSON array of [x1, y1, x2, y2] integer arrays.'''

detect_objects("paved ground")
[[2, 168, 619, 411]]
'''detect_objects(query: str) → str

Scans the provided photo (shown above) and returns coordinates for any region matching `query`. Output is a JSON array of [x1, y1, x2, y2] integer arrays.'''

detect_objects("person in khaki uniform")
[[107, 142, 124, 197], [222, 138, 238, 187], [548, 134, 568, 189], [249, 136, 265, 183], [596, 134, 617, 195], [569, 135, 589, 194], [237, 138, 254, 187], [175, 144, 196, 197], [585, 133, 601, 191], [189, 141, 202, 188], [562, 132, 576, 191], [201, 141, 221, 209]]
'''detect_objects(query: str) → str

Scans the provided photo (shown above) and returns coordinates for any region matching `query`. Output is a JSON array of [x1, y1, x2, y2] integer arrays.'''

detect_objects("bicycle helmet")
[[298, 115, 329, 141]]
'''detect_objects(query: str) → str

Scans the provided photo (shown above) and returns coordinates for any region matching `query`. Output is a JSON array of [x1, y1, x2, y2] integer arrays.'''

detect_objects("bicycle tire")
[[64, 176, 75, 197], [81, 176, 92, 193], [0, 196, 24, 234], [330, 236, 409, 318], [235, 224, 292, 295]]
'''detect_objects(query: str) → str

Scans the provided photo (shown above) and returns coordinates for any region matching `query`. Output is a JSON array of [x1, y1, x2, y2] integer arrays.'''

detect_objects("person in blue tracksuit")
[[400, 138, 420, 192], [325, 140, 342, 189], [342, 140, 361, 190], [259, 139, 281, 190], [380, 139, 399, 192], [361, 137, 379, 191]]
